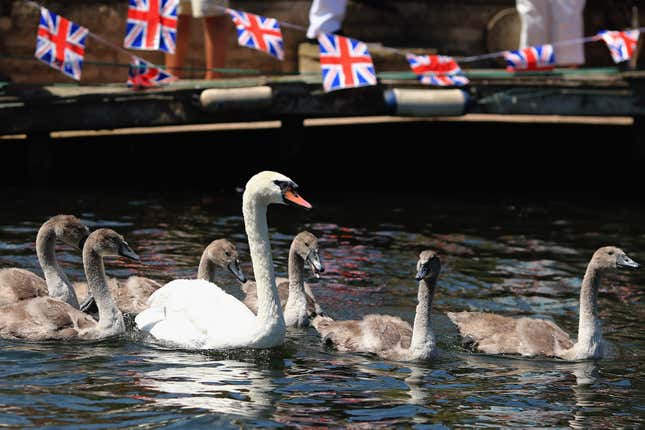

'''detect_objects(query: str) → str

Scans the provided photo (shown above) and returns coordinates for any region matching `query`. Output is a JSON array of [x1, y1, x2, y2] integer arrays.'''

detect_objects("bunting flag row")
[[31, 3, 642, 91]]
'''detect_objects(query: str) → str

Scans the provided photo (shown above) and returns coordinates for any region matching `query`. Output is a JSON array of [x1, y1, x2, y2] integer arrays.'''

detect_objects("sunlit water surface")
[[0, 189, 643, 428]]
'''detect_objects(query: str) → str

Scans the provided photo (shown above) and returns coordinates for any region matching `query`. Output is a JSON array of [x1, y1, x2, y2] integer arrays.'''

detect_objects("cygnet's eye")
[[225, 251, 231, 257], [608, 251, 614, 256], [304, 242, 309, 247]]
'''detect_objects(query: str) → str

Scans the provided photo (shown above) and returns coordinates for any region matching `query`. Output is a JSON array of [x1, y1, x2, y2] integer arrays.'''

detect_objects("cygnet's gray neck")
[[197, 252, 217, 282], [409, 275, 438, 359], [284, 244, 308, 327], [36, 225, 79, 308], [574, 263, 604, 357], [83, 249, 123, 332]]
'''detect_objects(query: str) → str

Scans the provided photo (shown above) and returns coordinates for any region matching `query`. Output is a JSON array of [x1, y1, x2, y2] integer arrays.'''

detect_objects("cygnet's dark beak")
[[416, 264, 429, 281], [79, 295, 98, 314], [119, 243, 140, 261], [228, 260, 247, 283], [306, 249, 325, 279], [617, 254, 640, 269]]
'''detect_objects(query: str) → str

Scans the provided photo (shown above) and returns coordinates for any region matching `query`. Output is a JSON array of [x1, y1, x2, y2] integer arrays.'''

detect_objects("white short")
[[307, 0, 348, 39], [178, 0, 229, 18], [516, 0, 586, 65]]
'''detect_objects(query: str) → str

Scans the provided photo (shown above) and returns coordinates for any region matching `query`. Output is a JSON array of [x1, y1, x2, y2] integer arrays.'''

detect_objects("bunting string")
[[0, 52, 314, 76]]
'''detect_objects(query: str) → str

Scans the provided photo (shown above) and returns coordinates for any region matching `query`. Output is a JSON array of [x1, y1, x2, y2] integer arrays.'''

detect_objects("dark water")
[[0, 188, 643, 429]]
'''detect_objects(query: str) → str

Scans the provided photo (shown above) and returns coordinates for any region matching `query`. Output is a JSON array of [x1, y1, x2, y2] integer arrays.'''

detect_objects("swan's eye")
[[608, 251, 614, 256], [225, 251, 231, 257], [273, 180, 289, 191], [304, 242, 309, 247]]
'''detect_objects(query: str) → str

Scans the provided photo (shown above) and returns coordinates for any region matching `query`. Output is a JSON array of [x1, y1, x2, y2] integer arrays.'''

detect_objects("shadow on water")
[[1, 119, 644, 202]]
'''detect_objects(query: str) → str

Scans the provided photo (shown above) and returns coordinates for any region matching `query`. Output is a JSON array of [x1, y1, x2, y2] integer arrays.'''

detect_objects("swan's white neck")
[[83, 250, 124, 335], [409, 276, 437, 360], [284, 244, 308, 328], [36, 224, 79, 308], [569, 264, 604, 359], [242, 192, 285, 345]]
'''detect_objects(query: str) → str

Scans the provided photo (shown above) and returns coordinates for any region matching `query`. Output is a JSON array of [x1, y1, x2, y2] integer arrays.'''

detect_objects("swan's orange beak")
[[284, 189, 312, 209]]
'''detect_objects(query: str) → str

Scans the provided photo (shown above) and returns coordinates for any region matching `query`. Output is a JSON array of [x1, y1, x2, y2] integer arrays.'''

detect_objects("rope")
[[0, 53, 315, 76]]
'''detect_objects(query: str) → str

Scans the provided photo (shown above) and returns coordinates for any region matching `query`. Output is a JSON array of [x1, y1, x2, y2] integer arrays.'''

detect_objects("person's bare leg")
[[202, 15, 229, 79], [165, 14, 192, 78]]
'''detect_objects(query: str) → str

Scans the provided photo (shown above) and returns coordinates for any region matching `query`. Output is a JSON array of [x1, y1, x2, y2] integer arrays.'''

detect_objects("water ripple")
[[0, 191, 642, 428]]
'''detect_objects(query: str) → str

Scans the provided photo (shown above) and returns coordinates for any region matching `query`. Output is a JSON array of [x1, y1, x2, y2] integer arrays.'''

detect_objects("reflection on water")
[[0, 189, 642, 428], [136, 353, 278, 417]]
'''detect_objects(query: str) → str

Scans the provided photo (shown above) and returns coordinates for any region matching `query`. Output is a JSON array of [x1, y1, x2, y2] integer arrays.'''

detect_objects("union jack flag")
[[127, 57, 177, 88], [318, 34, 376, 92], [503, 44, 555, 71], [598, 30, 640, 63], [226, 9, 284, 60], [406, 53, 469, 86], [406, 54, 462, 76], [419, 74, 469, 87], [34, 8, 88, 81], [124, 0, 178, 53]]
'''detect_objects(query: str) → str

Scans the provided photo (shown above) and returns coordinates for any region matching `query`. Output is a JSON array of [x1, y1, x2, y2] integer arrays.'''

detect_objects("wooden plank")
[[1, 69, 645, 135]]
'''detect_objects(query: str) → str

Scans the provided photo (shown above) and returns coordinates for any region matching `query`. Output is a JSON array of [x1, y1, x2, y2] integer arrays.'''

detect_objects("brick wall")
[[0, 0, 637, 84]]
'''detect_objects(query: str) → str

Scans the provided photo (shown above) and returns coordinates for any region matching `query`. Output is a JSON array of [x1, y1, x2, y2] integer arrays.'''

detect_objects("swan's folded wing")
[[516, 317, 574, 357], [145, 279, 195, 308], [0, 269, 48, 306], [313, 317, 364, 352], [143, 308, 210, 349], [115, 276, 162, 314], [362, 314, 413, 352], [0, 297, 96, 341], [136, 279, 257, 349], [447, 311, 521, 355]]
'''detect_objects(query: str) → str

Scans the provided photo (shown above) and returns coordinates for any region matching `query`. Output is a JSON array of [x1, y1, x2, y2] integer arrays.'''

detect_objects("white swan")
[[0, 214, 89, 308], [0, 228, 139, 341], [135, 171, 312, 350], [447, 246, 640, 360]]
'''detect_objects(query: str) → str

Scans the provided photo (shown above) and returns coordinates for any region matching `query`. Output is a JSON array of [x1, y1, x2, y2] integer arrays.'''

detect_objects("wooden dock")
[[1, 69, 643, 198], [2, 67, 645, 136]]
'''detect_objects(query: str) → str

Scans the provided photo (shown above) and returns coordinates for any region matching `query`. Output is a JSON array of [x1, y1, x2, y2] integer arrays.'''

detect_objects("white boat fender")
[[200, 86, 273, 112], [383, 88, 470, 116]]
